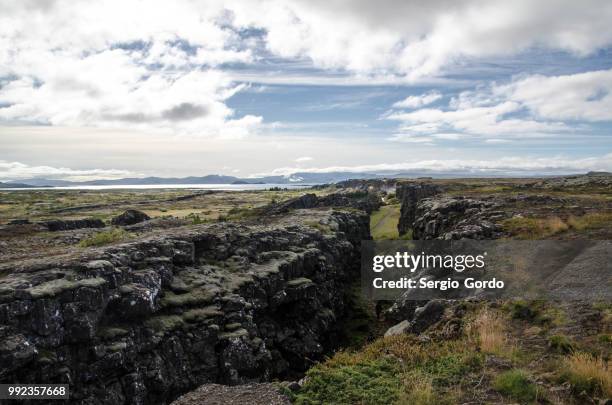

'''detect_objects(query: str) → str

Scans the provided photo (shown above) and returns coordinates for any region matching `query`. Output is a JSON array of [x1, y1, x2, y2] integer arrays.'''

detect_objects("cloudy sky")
[[1, 0, 612, 180]]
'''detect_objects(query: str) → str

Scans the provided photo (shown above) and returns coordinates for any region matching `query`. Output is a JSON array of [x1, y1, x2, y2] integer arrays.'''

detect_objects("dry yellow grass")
[[562, 353, 611, 397], [471, 309, 508, 355], [502, 216, 569, 239], [399, 373, 436, 405], [567, 212, 612, 231]]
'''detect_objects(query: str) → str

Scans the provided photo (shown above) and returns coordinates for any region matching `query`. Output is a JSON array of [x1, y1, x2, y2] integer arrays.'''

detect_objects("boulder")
[[384, 320, 411, 337], [111, 209, 150, 226], [410, 300, 447, 334]]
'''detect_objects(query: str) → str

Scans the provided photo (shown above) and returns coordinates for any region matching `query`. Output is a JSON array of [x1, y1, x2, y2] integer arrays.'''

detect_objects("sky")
[[1, 0, 612, 181]]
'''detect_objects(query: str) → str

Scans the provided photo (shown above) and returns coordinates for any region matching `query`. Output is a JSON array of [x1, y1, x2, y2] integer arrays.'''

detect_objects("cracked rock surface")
[[0, 208, 369, 404]]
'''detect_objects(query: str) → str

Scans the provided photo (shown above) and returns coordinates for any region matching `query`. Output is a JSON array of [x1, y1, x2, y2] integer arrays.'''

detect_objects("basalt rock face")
[[0, 209, 369, 404], [396, 183, 441, 235], [412, 197, 506, 240]]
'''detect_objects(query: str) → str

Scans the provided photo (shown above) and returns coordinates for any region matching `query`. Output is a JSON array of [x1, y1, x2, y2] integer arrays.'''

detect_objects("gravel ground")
[[170, 383, 291, 405]]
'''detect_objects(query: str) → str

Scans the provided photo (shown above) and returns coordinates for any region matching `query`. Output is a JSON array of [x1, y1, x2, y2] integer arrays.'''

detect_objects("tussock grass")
[[471, 309, 508, 355], [398, 372, 437, 405], [561, 352, 611, 397], [79, 228, 131, 247]]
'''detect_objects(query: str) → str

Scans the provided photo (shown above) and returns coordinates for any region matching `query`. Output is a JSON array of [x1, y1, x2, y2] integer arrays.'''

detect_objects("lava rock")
[[111, 209, 151, 226]]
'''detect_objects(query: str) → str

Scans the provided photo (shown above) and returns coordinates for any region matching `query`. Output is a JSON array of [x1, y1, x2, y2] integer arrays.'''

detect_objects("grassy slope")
[[285, 301, 611, 404]]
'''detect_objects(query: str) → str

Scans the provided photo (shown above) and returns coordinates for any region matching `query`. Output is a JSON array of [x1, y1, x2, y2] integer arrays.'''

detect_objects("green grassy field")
[[370, 204, 404, 240]]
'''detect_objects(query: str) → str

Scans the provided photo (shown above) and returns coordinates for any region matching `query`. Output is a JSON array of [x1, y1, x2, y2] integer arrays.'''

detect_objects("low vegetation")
[[287, 329, 483, 404], [560, 352, 611, 397], [471, 309, 508, 355], [502, 216, 568, 239], [370, 204, 403, 240], [79, 228, 132, 247], [492, 369, 538, 403]]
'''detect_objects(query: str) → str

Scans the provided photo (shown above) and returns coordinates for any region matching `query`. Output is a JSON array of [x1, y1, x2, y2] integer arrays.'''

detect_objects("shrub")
[[561, 352, 611, 397], [79, 228, 131, 247], [291, 359, 402, 405], [493, 369, 538, 403]]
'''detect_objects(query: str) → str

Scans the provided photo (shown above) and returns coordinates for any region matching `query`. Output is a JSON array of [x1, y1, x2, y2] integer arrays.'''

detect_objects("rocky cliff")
[[412, 196, 506, 240], [0, 209, 369, 404], [395, 182, 441, 235]]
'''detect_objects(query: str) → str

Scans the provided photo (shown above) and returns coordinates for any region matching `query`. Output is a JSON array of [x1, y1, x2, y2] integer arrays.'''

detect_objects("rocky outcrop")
[[0, 209, 369, 404], [267, 192, 382, 215], [112, 209, 151, 226], [396, 183, 441, 235], [40, 218, 106, 232], [412, 197, 506, 240]]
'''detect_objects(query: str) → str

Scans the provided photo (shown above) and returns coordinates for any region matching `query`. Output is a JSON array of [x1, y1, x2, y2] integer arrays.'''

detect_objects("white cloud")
[[295, 156, 313, 162], [393, 91, 442, 109], [495, 69, 612, 121], [386, 69, 612, 140], [263, 153, 612, 176], [0, 160, 133, 181], [232, 0, 612, 79], [0, 0, 261, 136]]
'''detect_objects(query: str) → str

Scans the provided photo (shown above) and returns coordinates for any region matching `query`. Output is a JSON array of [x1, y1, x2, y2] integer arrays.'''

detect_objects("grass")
[[472, 309, 508, 355], [291, 358, 403, 405], [560, 352, 611, 397], [503, 300, 566, 327], [288, 334, 482, 405], [502, 216, 568, 239], [370, 204, 401, 239], [493, 369, 538, 403], [566, 212, 612, 231], [78, 228, 132, 247]]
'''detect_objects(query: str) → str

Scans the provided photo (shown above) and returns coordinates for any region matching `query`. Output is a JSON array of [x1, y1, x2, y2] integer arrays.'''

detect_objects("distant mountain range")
[[3, 172, 435, 187], [3, 171, 603, 188], [0, 181, 40, 188]]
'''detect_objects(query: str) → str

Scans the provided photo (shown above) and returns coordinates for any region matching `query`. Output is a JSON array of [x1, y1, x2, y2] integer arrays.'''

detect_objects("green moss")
[[287, 277, 314, 287], [219, 328, 249, 340], [182, 306, 223, 323], [493, 369, 538, 403], [159, 289, 215, 308], [304, 220, 332, 235], [26, 277, 106, 299], [145, 315, 185, 332], [97, 327, 130, 340], [107, 342, 128, 352], [79, 228, 132, 247]]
